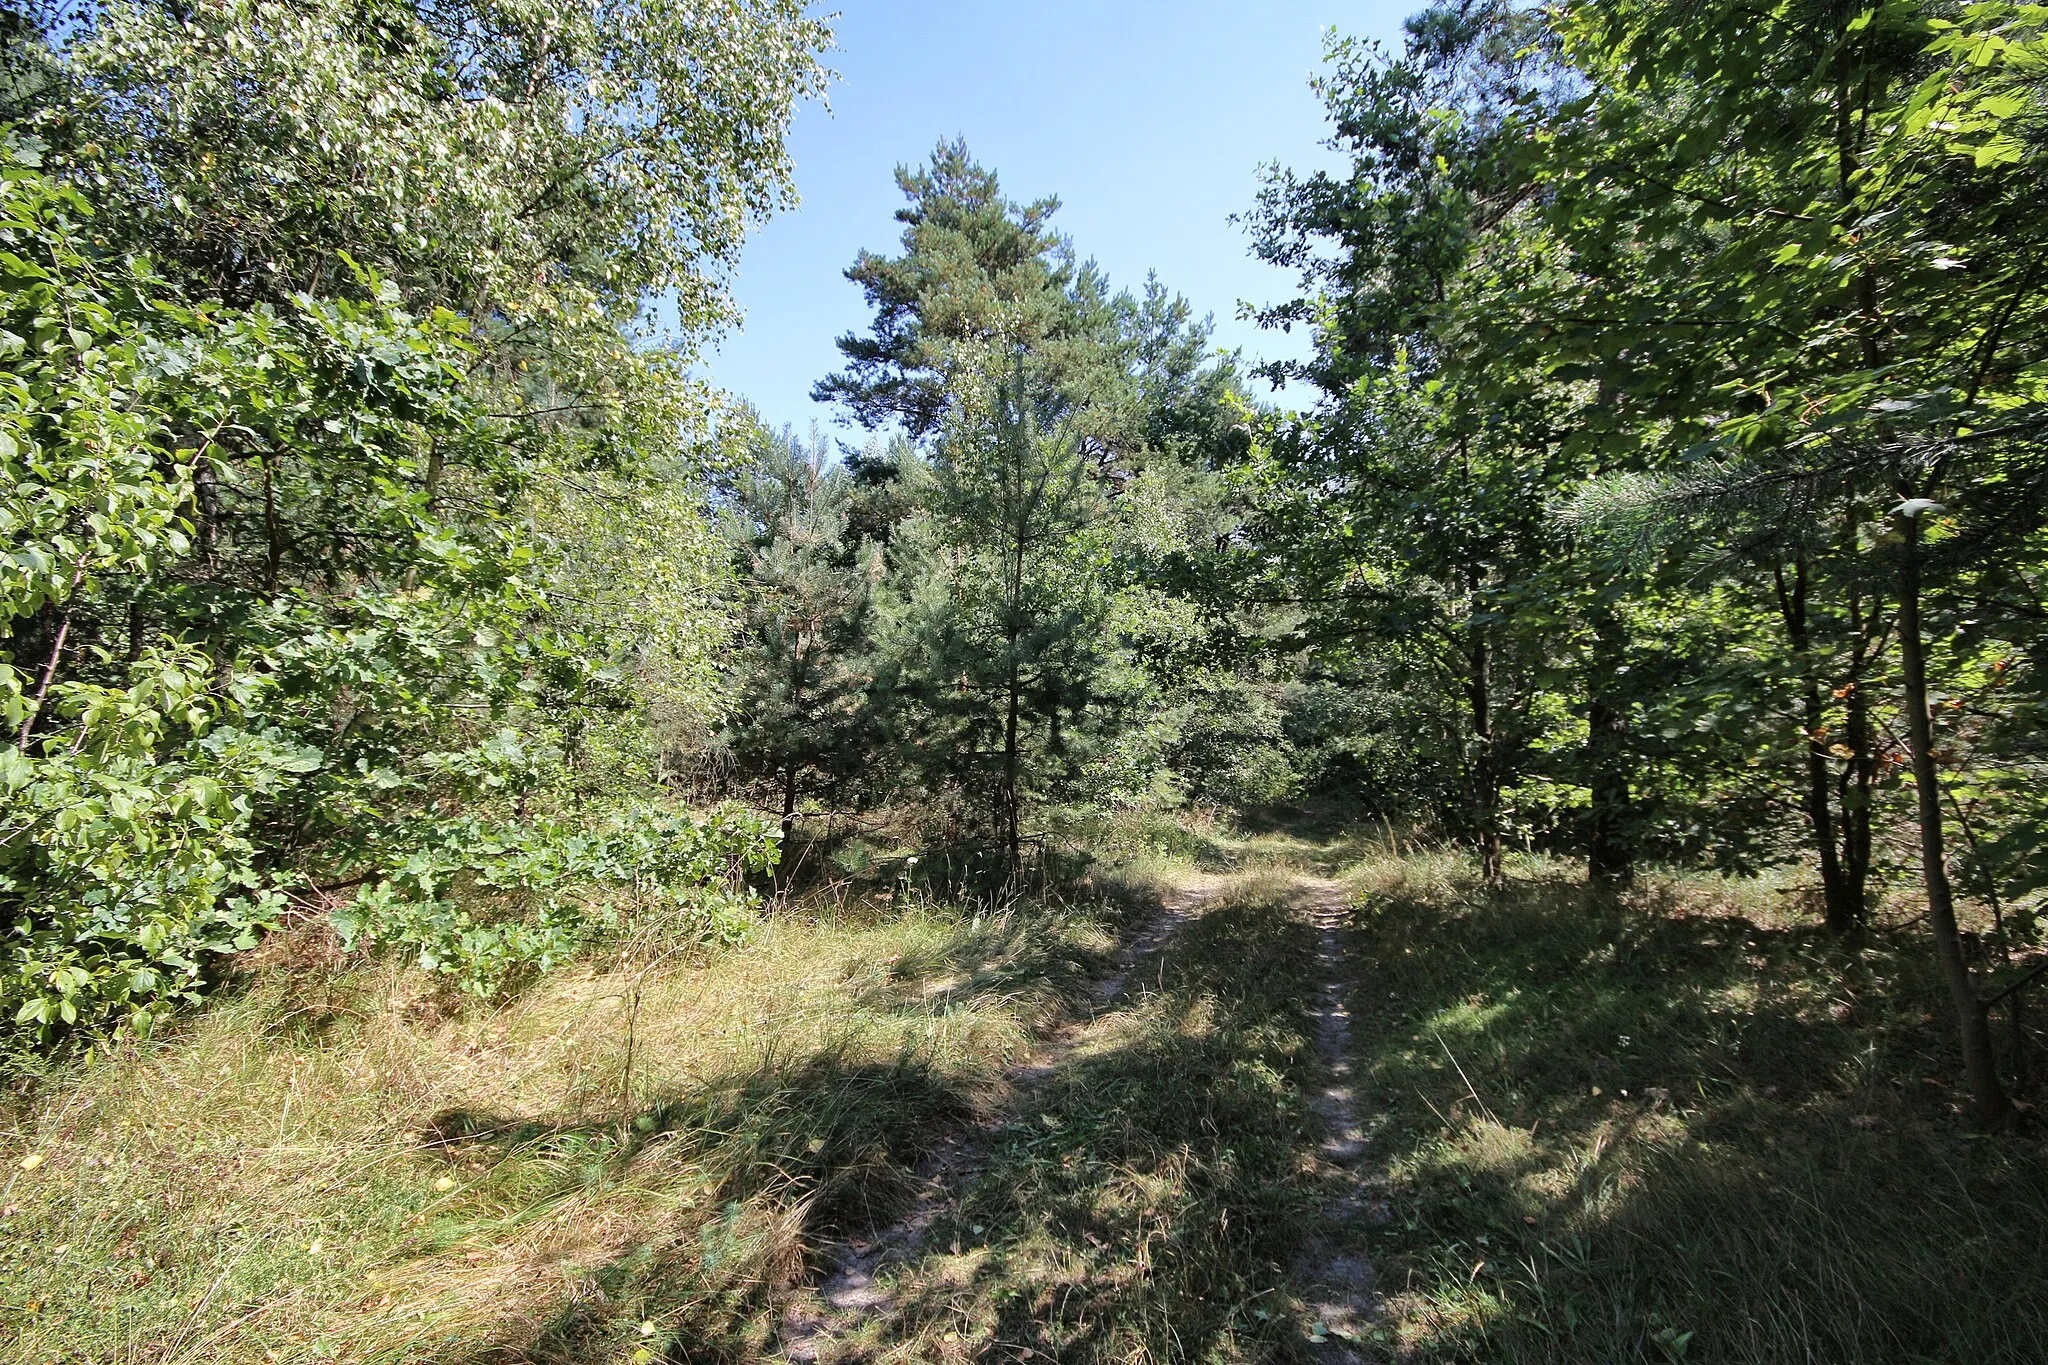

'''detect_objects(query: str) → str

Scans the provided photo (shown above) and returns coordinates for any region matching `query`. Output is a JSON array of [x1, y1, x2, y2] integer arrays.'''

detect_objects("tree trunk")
[[1003, 651, 1021, 876], [195, 453, 220, 568], [1839, 509, 1877, 921], [1898, 513, 2013, 1127], [1468, 634, 1502, 881], [262, 451, 282, 597], [1586, 602, 1633, 887], [16, 558, 88, 750], [779, 761, 798, 843], [1828, 48, 1885, 923], [1802, 673, 1856, 931], [1773, 555, 1857, 930], [780, 633, 808, 846], [1586, 694, 1631, 887], [1002, 450, 1028, 880], [1841, 675, 1876, 906]]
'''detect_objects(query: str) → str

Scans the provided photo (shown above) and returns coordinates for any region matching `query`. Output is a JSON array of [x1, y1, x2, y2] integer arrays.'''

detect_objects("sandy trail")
[[772, 873, 1381, 1361], [1296, 875, 1384, 1361]]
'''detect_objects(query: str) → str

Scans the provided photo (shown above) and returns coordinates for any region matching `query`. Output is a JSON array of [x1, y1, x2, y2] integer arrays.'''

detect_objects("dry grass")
[[0, 887, 1132, 1364], [14, 820, 2038, 1365]]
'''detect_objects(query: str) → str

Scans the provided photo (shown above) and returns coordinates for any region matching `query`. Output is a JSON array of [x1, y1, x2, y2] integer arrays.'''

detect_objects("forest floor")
[[6, 826, 2048, 1363]]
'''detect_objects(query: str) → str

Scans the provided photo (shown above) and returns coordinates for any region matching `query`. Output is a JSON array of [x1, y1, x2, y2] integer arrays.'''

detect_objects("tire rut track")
[[1298, 876, 1384, 1362], [771, 880, 1214, 1362]]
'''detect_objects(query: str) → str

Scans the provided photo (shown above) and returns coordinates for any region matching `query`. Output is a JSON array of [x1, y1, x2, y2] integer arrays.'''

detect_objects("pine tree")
[[872, 357, 1107, 868], [815, 139, 1074, 440], [819, 141, 1259, 867], [716, 424, 879, 843]]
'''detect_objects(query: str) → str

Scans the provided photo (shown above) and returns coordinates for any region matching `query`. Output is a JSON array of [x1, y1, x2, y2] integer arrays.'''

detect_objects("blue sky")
[[700, 1, 1415, 434]]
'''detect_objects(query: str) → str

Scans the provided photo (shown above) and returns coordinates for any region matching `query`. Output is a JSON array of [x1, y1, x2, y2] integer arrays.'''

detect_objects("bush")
[[0, 141, 773, 1041], [1, 649, 298, 1039], [332, 805, 780, 996]]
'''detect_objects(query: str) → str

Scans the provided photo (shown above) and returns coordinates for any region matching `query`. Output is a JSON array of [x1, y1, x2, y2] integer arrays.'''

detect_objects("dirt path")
[[772, 879, 1216, 1361], [1296, 876, 1383, 1361], [772, 873, 1382, 1361]]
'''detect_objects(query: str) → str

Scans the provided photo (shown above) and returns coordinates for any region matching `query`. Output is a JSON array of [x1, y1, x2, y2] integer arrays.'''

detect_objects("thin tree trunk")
[[194, 450, 221, 569], [17, 558, 88, 750], [778, 761, 799, 880], [1004, 652, 1021, 875], [1829, 58, 1884, 922], [262, 451, 282, 597], [1898, 512, 2013, 1127], [781, 632, 808, 844], [1586, 692, 1630, 885], [403, 442, 446, 594], [1803, 674, 1855, 929], [779, 760, 799, 842], [425, 439, 445, 512], [1468, 633, 1502, 881], [1003, 528, 1025, 878], [1840, 506, 1877, 916], [1773, 556, 1856, 930], [1585, 379, 1635, 889], [1586, 601, 1633, 887], [999, 382, 1028, 881]]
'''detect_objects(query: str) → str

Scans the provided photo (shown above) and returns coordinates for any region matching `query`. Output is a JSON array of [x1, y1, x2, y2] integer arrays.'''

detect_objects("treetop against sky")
[[701, 0, 1409, 432]]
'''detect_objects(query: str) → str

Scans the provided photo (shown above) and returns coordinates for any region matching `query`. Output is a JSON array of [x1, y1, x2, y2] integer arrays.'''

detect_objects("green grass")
[[802, 872, 1337, 1364], [1051, 801, 1398, 881], [1336, 853, 2048, 1364], [11, 824, 2044, 1364], [0, 878, 1153, 1364]]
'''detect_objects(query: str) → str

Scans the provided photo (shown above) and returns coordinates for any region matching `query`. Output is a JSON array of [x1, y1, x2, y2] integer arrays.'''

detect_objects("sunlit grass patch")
[[1344, 860, 2048, 1364], [1049, 805, 1233, 878], [1425, 997, 1512, 1040], [0, 889, 1124, 1363]]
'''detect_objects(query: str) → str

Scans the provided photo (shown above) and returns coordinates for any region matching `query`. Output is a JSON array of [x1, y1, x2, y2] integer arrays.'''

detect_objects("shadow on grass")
[[418, 879, 1223, 1363], [845, 910, 1110, 1024], [816, 891, 1336, 1364], [438, 1046, 982, 1224], [420, 1043, 985, 1364], [827, 857, 1181, 1027], [420, 869, 1215, 1362], [1347, 870, 2048, 1364]]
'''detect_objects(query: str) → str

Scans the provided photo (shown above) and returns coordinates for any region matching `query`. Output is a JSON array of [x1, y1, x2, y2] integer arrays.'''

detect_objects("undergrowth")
[[1341, 854, 2048, 1364]]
